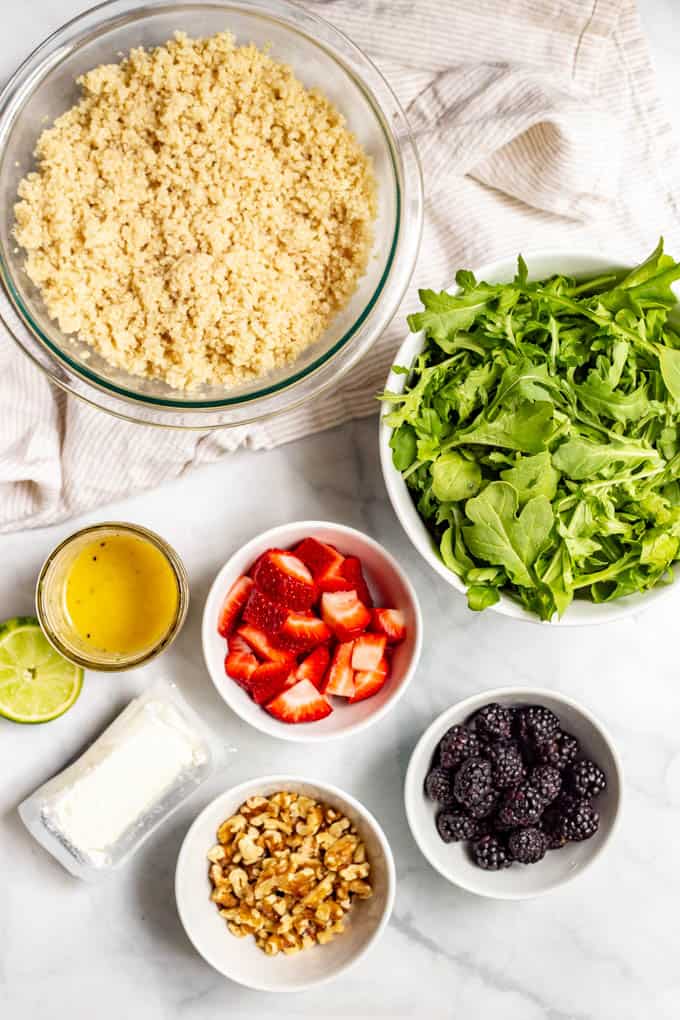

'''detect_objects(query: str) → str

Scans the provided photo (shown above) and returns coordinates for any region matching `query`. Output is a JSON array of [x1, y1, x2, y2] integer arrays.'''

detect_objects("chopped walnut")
[[325, 834, 359, 871], [207, 791, 372, 955], [207, 844, 226, 864]]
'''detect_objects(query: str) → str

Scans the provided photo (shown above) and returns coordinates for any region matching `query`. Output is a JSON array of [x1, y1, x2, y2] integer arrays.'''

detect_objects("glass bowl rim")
[[35, 520, 190, 671], [0, 0, 422, 421]]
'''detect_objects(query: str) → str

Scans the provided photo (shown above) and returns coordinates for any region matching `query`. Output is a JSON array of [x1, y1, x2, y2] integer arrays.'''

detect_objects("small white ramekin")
[[201, 520, 422, 742], [175, 775, 395, 991], [404, 687, 623, 900]]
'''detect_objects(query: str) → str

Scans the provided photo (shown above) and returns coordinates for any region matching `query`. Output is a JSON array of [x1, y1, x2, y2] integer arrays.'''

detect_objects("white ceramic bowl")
[[404, 687, 623, 900], [379, 249, 680, 625], [202, 521, 422, 742], [175, 775, 396, 990]]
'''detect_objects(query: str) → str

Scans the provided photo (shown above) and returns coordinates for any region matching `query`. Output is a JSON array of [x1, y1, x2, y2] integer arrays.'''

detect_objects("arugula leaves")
[[432, 452, 482, 501], [381, 239, 680, 619], [551, 438, 662, 480], [447, 401, 555, 454], [464, 483, 554, 587], [499, 452, 559, 504], [407, 285, 499, 339]]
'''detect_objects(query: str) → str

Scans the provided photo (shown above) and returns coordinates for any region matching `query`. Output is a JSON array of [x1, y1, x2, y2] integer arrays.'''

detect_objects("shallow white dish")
[[202, 520, 422, 742], [379, 249, 680, 625], [404, 687, 623, 900], [175, 775, 396, 991]]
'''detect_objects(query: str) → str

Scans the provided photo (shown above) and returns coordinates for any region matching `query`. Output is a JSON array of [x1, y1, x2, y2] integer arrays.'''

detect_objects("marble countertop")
[[2, 2, 680, 1019]]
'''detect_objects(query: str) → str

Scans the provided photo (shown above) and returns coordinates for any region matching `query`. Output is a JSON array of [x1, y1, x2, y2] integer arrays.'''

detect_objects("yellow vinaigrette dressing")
[[64, 533, 179, 655]]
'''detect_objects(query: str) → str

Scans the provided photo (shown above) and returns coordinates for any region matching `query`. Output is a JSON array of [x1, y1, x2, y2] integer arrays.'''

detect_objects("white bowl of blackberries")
[[404, 688, 622, 899]]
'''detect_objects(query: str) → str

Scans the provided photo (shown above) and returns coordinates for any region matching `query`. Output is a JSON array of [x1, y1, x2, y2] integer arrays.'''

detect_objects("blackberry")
[[471, 834, 512, 870], [487, 739, 526, 788], [567, 759, 607, 799], [424, 768, 455, 804], [566, 800, 600, 842], [436, 810, 479, 843], [453, 757, 493, 809], [438, 724, 480, 770], [470, 702, 513, 741], [529, 764, 562, 804], [467, 789, 498, 819], [535, 731, 579, 771], [553, 791, 579, 818], [498, 782, 544, 828], [508, 827, 548, 864], [540, 806, 570, 850], [490, 808, 513, 833], [472, 814, 495, 839], [515, 705, 560, 747]]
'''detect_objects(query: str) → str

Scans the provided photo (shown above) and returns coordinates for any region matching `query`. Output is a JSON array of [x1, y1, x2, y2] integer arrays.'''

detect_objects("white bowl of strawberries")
[[202, 521, 422, 741]]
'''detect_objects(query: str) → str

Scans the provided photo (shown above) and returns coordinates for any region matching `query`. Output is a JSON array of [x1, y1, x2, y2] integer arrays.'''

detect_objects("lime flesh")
[[0, 616, 83, 723]]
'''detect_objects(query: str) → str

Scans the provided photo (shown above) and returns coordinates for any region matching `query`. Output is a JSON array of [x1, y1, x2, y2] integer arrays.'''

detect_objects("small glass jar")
[[36, 522, 189, 671]]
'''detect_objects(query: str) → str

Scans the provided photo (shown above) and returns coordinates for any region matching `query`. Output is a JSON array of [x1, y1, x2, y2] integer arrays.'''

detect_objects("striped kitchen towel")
[[1, 0, 679, 531]]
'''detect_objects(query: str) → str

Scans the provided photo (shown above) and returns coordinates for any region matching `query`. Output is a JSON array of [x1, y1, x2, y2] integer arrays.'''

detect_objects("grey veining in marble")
[[2, 3, 680, 1019]]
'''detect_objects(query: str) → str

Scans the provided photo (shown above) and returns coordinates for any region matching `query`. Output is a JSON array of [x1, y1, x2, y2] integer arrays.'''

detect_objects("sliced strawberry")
[[248, 662, 295, 705], [294, 537, 344, 576], [278, 611, 331, 651], [253, 549, 316, 611], [320, 589, 371, 641], [236, 624, 296, 666], [247, 552, 266, 578], [225, 634, 258, 686], [217, 576, 254, 637], [340, 556, 373, 607], [296, 645, 331, 689], [293, 537, 347, 593], [349, 658, 390, 703], [242, 588, 288, 635], [265, 678, 333, 724], [351, 633, 387, 672], [370, 608, 406, 644], [316, 572, 353, 594], [322, 641, 356, 698]]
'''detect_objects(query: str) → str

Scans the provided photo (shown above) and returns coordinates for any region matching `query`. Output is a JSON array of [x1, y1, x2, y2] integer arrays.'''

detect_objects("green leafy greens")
[[381, 239, 680, 620]]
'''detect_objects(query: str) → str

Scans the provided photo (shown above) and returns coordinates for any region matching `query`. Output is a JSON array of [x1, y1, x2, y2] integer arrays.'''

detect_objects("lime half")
[[0, 616, 83, 723]]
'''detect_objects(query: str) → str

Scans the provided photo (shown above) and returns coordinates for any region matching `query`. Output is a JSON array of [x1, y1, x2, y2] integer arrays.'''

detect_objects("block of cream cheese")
[[19, 678, 225, 879]]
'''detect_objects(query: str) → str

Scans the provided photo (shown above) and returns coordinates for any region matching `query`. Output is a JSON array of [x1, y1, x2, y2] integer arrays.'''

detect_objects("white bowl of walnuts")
[[175, 775, 395, 991]]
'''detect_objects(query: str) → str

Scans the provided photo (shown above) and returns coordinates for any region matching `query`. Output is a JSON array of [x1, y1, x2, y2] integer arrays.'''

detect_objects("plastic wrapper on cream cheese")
[[18, 678, 230, 880]]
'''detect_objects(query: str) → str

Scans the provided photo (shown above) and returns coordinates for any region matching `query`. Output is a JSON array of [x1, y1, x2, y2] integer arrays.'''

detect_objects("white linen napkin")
[[2, 0, 678, 532]]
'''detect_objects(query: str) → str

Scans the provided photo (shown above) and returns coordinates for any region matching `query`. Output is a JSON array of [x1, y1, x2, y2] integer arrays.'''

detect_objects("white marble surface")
[[2, 2, 680, 1018]]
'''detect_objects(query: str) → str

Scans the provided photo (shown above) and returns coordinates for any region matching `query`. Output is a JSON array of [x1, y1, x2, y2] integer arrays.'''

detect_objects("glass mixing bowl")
[[0, 0, 422, 429]]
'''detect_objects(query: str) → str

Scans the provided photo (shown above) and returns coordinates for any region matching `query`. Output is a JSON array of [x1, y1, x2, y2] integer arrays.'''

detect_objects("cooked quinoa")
[[13, 32, 377, 390]]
